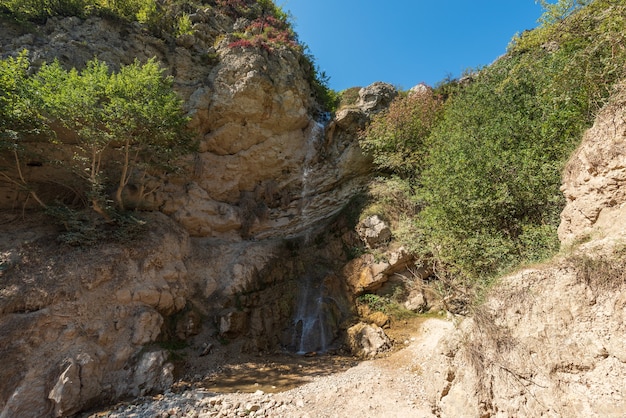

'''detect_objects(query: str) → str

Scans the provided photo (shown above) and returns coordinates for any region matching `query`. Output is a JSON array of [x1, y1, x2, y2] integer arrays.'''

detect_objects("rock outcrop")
[[425, 82, 626, 417], [0, 8, 398, 417], [0, 213, 189, 417], [0, 12, 383, 241], [559, 81, 626, 246]]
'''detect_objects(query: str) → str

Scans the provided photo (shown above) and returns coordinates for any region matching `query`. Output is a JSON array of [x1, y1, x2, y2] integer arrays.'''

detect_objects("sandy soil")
[[267, 317, 452, 418]]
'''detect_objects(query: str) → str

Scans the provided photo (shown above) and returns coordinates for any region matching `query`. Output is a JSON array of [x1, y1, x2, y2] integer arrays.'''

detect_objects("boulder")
[[219, 310, 249, 338], [356, 215, 392, 249], [357, 82, 398, 114], [346, 322, 391, 358]]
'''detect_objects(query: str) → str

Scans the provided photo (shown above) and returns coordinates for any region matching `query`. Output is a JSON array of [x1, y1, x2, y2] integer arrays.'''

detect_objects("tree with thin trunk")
[[0, 50, 47, 208], [34, 57, 191, 217]]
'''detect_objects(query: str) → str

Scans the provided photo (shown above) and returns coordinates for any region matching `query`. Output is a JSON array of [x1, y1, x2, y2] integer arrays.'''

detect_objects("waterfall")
[[291, 271, 340, 354], [289, 114, 347, 355], [298, 118, 326, 241]]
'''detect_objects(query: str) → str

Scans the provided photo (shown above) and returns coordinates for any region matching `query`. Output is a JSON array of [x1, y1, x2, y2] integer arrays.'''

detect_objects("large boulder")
[[356, 215, 392, 249], [346, 322, 391, 358]]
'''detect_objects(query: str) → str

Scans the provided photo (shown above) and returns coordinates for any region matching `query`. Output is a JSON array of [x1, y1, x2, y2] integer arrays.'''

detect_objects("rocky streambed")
[[80, 318, 452, 418]]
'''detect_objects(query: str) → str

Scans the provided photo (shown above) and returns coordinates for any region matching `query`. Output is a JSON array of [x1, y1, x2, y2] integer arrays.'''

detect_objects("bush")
[[360, 1, 626, 290], [360, 87, 443, 179]]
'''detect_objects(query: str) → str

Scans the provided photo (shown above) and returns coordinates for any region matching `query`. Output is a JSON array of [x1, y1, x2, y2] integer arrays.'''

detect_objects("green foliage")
[[354, 176, 425, 257], [307, 64, 339, 113], [360, 87, 444, 178], [0, 50, 38, 144], [336, 87, 361, 109], [357, 293, 388, 312], [357, 291, 417, 320], [32, 57, 191, 215], [536, 0, 591, 26], [0, 50, 48, 206], [175, 12, 193, 36], [0, 51, 191, 229], [361, 1, 626, 291], [416, 52, 583, 280]]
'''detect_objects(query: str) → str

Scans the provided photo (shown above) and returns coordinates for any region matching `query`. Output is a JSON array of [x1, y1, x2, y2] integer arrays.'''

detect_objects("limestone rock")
[[343, 246, 416, 295], [343, 255, 388, 294], [48, 359, 81, 418], [219, 310, 249, 338], [559, 81, 626, 245], [0, 6, 395, 416], [426, 258, 626, 417], [132, 350, 174, 397], [366, 311, 390, 328], [0, 213, 190, 417], [346, 322, 391, 358], [357, 82, 398, 114], [404, 289, 427, 313], [356, 215, 392, 249]]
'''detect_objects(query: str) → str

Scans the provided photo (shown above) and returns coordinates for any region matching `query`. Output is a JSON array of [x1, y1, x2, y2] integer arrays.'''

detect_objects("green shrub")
[[360, 87, 444, 179], [359, 1, 626, 291]]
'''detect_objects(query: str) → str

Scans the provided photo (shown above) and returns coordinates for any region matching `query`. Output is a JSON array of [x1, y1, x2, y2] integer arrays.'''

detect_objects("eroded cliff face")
[[0, 10, 392, 417], [425, 83, 626, 417], [0, 11, 376, 240], [559, 82, 626, 246], [0, 212, 190, 417]]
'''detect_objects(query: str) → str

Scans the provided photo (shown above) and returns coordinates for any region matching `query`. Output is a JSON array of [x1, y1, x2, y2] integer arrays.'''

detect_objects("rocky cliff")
[[0, 8, 395, 417], [425, 82, 626, 418]]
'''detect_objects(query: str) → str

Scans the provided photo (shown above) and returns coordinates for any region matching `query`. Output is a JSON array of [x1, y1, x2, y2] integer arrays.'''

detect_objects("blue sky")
[[283, 1, 545, 91]]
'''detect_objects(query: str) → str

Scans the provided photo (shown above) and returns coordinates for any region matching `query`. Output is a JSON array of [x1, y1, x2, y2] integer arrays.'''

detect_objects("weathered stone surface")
[[559, 81, 626, 245], [343, 255, 388, 294], [219, 310, 249, 338], [356, 215, 392, 249], [426, 259, 626, 418], [367, 311, 390, 328], [344, 246, 416, 295], [346, 322, 391, 358], [0, 213, 189, 417], [132, 350, 174, 397], [404, 289, 427, 313], [357, 82, 398, 114], [0, 7, 396, 416]]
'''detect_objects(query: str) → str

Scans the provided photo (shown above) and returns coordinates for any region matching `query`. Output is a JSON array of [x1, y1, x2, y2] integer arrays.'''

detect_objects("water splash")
[[292, 272, 340, 354]]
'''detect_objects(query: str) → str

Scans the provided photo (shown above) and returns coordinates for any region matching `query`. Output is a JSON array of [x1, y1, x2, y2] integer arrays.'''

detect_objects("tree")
[[35, 58, 114, 218], [536, 0, 592, 26], [0, 50, 46, 207], [105, 58, 189, 210], [34, 57, 191, 218]]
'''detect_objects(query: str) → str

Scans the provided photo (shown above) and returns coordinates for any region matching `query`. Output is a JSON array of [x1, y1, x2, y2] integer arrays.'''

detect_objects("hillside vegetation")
[[0, 0, 337, 244], [360, 0, 626, 297]]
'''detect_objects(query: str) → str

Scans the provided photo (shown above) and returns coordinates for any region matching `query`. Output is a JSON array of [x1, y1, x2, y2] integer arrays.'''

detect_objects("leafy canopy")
[[0, 52, 192, 230]]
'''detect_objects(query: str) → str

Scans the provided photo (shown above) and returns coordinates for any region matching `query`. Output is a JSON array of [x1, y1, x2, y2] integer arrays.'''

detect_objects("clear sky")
[[283, 1, 545, 92]]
